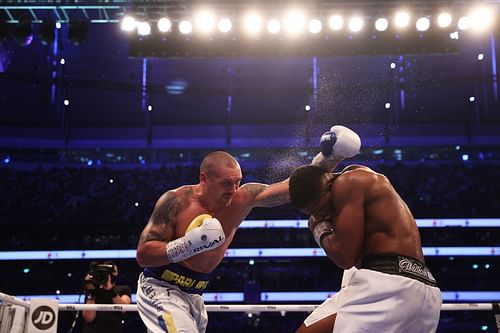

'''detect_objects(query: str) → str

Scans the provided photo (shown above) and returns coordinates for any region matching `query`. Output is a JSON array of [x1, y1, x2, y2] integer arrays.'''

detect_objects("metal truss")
[[0, 1, 134, 23], [1, 0, 499, 24]]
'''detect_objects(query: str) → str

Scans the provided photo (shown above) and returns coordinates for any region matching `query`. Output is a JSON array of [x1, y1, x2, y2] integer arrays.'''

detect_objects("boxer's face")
[[205, 165, 242, 206], [301, 175, 334, 218]]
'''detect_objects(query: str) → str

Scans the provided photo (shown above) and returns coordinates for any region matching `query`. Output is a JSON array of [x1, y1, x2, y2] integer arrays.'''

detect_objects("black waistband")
[[143, 263, 211, 295], [361, 253, 438, 287]]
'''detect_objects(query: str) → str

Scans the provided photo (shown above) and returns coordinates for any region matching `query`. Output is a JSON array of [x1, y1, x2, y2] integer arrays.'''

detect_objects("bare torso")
[[169, 185, 254, 273], [360, 170, 424, 262], [329, 166, 425, 267]]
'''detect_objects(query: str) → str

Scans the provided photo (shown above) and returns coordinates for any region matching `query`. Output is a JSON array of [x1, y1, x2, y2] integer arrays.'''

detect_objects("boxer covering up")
[[289, 129, 441, 333]]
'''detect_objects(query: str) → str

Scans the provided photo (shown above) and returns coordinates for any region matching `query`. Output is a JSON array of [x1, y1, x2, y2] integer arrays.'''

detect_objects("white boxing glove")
[[312, 125, 361, 167], [331, 125, 361, 157], [166, 214, 226, 263], [323, 125, 361, 158]]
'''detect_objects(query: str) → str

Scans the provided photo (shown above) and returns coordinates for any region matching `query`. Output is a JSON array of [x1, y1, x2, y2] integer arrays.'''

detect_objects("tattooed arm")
[[136, 190, 179, 267], [241, 179, 290, 208]]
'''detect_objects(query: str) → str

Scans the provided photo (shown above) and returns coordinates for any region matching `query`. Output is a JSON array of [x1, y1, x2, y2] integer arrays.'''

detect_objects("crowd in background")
[[1, 161, 499, 226], [1, 160, 499, 332]]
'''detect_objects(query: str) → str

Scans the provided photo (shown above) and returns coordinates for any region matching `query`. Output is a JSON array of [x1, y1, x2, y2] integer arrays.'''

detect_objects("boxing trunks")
[[137, 263, 211, 333], [304, 253, 442, 333]]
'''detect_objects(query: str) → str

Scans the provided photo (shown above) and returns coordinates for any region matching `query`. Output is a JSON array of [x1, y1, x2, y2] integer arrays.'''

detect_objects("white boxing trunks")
[[304, 254, 442, 333], [136, 263, 211, 333]]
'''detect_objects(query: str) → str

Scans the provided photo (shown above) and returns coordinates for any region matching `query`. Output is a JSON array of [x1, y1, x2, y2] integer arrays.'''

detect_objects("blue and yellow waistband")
[[144, 263, 211, 295]]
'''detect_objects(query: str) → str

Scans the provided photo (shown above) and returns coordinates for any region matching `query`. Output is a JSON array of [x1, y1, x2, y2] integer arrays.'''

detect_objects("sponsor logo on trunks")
[[141, 277, 164, 311], [399, 258, 436, 282], [193, 235, 224, 254], [161, 269, 209, 290]]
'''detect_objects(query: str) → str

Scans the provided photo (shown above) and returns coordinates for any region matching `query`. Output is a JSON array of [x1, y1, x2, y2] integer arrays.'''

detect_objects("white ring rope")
[[1, 292, 497, 313]]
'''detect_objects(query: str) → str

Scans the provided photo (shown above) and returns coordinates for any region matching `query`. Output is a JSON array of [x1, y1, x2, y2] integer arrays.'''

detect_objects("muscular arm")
[[312, 154, 344, 172], [319, 174, 366, 269], [241, 179, 290, 208], [136, 191, 179, 267]]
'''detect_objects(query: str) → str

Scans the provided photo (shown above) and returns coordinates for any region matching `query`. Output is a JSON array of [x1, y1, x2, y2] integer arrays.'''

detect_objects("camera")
[[85, 262, 114, 287]]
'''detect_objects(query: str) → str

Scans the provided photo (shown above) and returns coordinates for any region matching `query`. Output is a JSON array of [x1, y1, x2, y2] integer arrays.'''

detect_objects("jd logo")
[[32, 306, 56, 330]]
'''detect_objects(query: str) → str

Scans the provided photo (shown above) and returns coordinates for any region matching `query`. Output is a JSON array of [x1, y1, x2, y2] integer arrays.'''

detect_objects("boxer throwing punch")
[[135, 126, 360, 333], [289, 128, 442, 333]]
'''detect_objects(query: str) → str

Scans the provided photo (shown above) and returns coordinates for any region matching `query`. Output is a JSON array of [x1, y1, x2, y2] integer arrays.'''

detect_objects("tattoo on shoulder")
[[242, 182, 289, 207], [152, 191, 181, 226], [242, 183, 267, 198]]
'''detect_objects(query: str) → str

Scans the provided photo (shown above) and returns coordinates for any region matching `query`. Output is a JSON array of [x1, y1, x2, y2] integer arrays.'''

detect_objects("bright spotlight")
[[470, 7, 494, 32], [308, 19, 322, 34], [284, 10, 306, 35], [457, 16, 471, 30], [157, 18, 172, 33], [348, 17, 363, 32], [328, 15, 343, 30], [218, 18, 232, 33], [394, 11, 410, 28], [137, 22, 151, 36], [179, 20, 193, 34], [267, 19, 281, 34], [195, 11, 215, 33], [244, 13, 262, 35], [375, 18, 389, 31], [121, 16, 136, 32], [437, 13, 452, 28], [477, 53, 484, 61], [416, 17, 430, 31]]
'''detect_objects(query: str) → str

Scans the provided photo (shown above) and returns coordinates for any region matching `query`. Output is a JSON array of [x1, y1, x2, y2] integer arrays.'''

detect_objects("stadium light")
[[157, 18, 172, 33], [457, 16, 471, 30], [137, 22, 151, 36], [179, 20, 193, 34], [437, 13, 452, 28], [328, 15, 343, 31], [243, 13, 262, 35], [121, 16, 136, 32], [416, 17, 430, 31], [195, 10, 216, 34], [394, 11, 410, 28], [308, 19, 322, 34], [267, 19, 281, 34], [348, 16, 363, 32], [470, 7, 494, 32], [218, 18, 232, 33], [375, 18, 389, 32], [283, 10, 306, 35]]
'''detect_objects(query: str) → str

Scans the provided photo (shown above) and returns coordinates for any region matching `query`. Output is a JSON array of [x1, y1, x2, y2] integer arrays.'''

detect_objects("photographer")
[[83, 261, 131, 333]]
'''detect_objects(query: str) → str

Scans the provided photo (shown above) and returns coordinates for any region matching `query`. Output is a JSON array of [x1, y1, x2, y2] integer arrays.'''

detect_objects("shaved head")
[[200, 151, 240, 177]]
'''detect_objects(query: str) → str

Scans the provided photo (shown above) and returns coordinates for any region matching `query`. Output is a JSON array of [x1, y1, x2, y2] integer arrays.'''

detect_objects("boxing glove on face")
[[166, 214, 226, 263]]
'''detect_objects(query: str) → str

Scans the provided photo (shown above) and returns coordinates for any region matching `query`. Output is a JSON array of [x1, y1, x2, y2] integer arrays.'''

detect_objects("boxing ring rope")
[[1, 292, 497, 313]]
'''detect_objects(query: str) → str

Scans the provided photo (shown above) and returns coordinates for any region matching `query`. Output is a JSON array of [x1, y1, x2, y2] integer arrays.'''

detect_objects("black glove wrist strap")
[[313, 221, 334, 248]]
